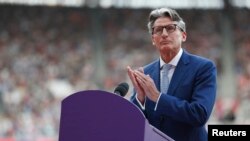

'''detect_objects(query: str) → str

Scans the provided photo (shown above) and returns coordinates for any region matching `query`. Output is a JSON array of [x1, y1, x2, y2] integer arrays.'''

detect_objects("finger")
[[127, 66, 133, 74], [135, 73, 149, 86], [138, 67, 144, 73], [128, 71, 137, 85], [137, 74, 154, 89], [135, 74, 143, 83], [134, 70, 147, 81], [134, 70, 144, 76], [127, 67, 136, 83], [127, 66, 143, 88]]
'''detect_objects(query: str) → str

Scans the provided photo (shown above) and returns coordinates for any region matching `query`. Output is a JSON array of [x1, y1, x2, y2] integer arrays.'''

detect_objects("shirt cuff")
[[136, 94, 145, 110], [154, 93, 163, 111]]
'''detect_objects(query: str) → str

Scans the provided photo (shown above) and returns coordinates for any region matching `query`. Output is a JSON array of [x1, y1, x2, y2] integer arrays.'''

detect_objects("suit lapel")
[[144, 60, 160, 110], [150, 61, 161, 91], [168, 51, 190, 95]]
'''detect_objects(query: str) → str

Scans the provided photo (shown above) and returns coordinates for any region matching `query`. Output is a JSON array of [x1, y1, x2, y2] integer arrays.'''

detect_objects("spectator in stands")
[[225, 62, 250, 123]]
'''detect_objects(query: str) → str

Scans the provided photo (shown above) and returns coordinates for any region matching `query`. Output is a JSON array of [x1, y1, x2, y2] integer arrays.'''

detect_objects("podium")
[[59, 90, 174, 141]]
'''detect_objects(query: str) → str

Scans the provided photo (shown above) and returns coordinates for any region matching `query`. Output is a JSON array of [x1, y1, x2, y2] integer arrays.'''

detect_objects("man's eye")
[[155, 28, 162, 32]]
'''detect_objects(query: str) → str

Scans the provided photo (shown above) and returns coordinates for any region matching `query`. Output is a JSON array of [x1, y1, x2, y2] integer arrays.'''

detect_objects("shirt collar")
[[160, 48, 183, 68]]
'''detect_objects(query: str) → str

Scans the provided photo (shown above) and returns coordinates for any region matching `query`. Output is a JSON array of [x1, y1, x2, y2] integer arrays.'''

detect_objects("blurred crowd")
[[0, 5, 249, 141]]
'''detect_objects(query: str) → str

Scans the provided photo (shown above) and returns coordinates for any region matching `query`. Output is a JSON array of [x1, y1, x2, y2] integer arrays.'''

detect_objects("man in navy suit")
[[127, 7, 217, 141]]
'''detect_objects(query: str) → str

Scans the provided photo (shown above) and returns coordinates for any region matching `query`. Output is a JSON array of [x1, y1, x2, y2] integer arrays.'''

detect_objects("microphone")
[[114, 82, 129, 97]]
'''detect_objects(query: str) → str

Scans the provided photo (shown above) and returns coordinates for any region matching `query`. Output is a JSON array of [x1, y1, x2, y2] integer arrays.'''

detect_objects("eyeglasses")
[[152, 24, 179, 35]]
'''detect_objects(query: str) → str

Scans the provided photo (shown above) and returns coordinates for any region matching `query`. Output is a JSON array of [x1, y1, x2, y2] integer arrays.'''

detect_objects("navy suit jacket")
[[131, 50, 217, 141]]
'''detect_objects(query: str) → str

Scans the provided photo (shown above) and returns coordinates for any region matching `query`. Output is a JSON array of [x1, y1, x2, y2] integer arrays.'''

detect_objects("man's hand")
[[127, 66, 145, 104], [133, 70, 160, 102]]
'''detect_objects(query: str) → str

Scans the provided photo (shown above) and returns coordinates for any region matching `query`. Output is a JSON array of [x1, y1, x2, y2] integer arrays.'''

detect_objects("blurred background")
[[0, 0, 250, 140]]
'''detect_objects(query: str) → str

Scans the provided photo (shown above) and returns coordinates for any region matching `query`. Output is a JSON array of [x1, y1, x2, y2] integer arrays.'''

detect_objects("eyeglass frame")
[[152, 24, 184, 35]]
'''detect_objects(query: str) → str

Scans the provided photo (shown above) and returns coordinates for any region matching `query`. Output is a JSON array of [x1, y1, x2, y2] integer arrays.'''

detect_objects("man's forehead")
[[154, 17, 176, 26]]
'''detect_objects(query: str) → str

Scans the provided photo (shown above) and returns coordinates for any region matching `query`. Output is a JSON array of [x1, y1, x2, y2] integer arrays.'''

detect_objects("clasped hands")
[[127, 66, 160, 104]]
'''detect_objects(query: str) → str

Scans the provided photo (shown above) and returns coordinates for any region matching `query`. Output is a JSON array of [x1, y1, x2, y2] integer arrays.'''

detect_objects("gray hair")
[[147, 8, 186, 34]]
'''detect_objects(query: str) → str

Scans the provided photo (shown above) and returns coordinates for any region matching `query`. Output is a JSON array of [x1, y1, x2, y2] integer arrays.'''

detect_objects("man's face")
[[151, 17, 187, 53]]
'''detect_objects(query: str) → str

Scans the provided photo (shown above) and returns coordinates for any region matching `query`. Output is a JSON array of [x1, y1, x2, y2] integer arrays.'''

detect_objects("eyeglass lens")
[[153, 24, 177, 35]]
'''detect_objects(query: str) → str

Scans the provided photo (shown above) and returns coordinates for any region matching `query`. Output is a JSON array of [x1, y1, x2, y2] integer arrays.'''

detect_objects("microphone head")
[[114, 82, 129, 97]]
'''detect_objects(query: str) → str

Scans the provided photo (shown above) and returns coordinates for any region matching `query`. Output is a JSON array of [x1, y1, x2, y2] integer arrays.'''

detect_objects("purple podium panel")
[[59, 90, 174, 141], [144, 122, 174, 141]]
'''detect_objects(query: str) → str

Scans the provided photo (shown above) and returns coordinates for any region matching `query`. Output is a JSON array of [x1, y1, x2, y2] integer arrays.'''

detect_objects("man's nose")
[[162, 28, 168, 36]]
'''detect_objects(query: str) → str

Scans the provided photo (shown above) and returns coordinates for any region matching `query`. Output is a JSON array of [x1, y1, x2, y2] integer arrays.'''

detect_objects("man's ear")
[[182, 32, 187, 42], [151, 36, 155, 45]]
